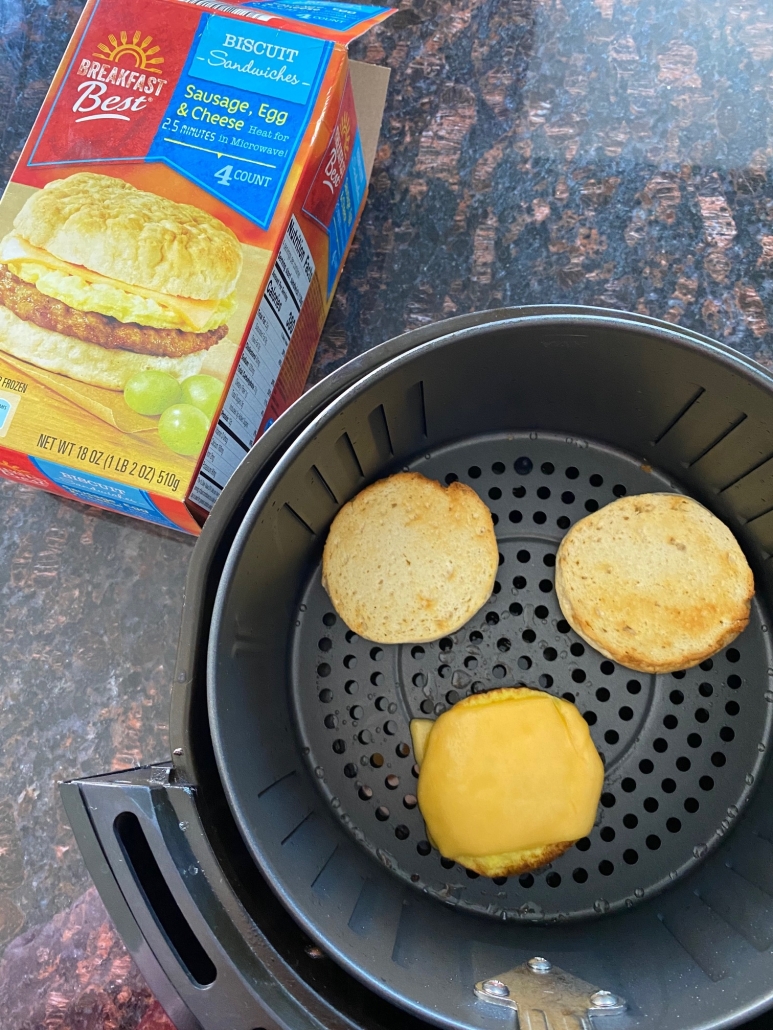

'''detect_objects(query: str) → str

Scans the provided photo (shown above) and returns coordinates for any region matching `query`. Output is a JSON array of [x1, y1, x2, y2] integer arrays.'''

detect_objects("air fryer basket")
[[208, 310, 773, 1030]]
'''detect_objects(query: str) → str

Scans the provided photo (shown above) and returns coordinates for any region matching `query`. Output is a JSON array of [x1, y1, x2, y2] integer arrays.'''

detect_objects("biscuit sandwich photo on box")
[[0, 172, 243, 391]]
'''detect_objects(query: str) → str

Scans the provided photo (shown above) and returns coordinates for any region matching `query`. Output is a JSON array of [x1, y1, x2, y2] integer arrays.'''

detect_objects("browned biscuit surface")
[[13, 173, 242, 299], [555, 493, 754, 673], [0, 268, 226, 357]]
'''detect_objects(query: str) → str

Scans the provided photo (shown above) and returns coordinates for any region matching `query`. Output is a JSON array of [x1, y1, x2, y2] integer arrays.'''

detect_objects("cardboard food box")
[[0, 0, 392, 532]]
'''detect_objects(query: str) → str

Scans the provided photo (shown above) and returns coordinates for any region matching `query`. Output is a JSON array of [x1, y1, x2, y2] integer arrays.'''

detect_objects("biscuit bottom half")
[[411, 687, 604, 876], [0, 304, 211, 390]]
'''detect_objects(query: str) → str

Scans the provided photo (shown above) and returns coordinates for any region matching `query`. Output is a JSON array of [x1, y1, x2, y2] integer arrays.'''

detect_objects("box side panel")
[[187, 56, 371, 516]]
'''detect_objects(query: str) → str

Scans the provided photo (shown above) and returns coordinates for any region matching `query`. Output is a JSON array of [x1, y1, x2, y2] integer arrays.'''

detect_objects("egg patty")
[[9, 258, 236, 332], [0, 267, 228, 358]]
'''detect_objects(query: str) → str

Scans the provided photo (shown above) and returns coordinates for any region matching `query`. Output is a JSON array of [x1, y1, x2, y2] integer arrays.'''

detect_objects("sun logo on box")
[[340, 111, 352, 156], [93, 31, 164, 69]]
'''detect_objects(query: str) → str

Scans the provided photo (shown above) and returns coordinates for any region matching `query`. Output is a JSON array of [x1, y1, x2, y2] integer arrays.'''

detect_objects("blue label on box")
[[31, 459, 180, 530], [246, 0, 392, 31], [0, 398, 11, 430], [148, 15, 332, 228], [327, 129, 366, 293], [192, 16, 327, 105]]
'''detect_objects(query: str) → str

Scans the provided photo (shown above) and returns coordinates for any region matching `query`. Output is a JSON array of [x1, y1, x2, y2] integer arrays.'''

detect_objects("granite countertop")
[[1, 0, 773, 1025]]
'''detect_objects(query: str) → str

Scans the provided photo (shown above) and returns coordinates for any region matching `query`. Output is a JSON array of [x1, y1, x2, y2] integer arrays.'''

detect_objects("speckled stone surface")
[[0, 491, 188, 1028], [2, 0, 773, 1025], [0, 886, 172, 1029]]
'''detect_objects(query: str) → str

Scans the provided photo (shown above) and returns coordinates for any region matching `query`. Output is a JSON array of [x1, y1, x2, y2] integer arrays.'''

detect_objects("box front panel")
[[0, 0, 369, 531]]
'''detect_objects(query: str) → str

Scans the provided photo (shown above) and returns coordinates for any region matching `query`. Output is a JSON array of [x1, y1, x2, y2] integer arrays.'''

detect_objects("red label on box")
[[29, 0, 197, 166], [302, 72, 357, 230]]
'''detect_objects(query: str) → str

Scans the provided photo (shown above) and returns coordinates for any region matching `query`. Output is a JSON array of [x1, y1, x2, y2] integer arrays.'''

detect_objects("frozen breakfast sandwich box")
[[0, 0, 393, 532]]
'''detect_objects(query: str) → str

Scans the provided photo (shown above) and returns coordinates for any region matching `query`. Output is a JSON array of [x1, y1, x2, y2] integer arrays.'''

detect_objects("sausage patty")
[[0, 266, 227, 357]]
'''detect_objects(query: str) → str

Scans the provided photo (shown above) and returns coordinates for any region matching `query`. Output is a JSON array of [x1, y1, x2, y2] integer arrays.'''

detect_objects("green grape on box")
[[181, 375, 224, 421], [158, 404, 210, 456], [124, 371, 182, 416]]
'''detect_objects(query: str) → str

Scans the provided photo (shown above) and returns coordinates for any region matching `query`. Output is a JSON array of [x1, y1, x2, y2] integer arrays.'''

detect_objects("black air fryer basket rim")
[[173, 303, 773, 784], [190, 308, 773, 1030]]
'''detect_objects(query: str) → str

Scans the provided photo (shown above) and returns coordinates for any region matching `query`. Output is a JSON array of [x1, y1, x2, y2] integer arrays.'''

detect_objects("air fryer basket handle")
[[60, 768, 320, 1030]]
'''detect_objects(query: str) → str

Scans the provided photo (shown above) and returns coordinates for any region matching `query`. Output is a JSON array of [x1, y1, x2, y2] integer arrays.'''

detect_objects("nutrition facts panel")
[[190, 216, 315, 512]]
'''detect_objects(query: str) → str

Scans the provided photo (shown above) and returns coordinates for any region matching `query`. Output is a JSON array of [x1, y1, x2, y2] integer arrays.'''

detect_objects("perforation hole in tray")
[[291, 434, 772, 923]]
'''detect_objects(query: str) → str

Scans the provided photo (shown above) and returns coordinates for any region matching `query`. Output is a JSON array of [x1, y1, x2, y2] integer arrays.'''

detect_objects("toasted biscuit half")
[[322, 471, 498, 644], [556, 493, 754, 674], [411, 688, 603, 876]]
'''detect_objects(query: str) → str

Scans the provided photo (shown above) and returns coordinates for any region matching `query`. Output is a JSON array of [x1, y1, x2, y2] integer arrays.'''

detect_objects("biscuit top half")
[[10, 173, 243, 300], [555, 492, 754, 673]]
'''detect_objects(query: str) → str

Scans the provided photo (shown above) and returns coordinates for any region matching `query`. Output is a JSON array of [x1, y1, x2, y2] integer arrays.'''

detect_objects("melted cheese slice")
[[0, 234, 230, 331], [415, 688, 604, 860]]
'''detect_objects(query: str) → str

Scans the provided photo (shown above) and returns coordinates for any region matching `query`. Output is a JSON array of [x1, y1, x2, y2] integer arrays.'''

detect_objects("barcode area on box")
[[190, 215, 315, 512]]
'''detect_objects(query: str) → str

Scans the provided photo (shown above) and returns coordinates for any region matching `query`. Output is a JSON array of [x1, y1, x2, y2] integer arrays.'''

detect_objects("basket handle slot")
[[114, 811, 217, 987]]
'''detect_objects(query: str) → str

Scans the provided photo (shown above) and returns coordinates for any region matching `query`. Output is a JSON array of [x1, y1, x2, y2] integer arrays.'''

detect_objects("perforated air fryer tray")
[[291, 433, 773, 923]]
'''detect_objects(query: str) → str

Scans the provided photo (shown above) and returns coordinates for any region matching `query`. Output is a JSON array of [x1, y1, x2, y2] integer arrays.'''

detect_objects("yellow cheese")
[[416, 688, 603, 861], [409, 718, 433, 766], [0, 234, 235, 332]]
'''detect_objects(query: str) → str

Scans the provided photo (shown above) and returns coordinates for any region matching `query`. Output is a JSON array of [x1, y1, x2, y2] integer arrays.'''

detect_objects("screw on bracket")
[[481, 979, 510, 998], [590, 990, 621, 1009], [475, 960, 627, 1023]]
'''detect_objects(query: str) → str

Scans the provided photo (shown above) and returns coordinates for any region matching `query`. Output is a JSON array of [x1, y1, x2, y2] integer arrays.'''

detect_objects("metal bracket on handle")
[[475, 957, 626, 1030]]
